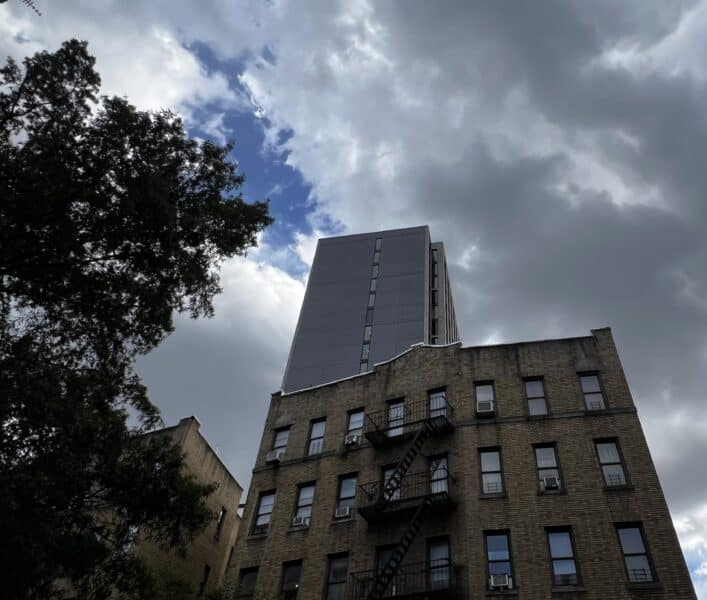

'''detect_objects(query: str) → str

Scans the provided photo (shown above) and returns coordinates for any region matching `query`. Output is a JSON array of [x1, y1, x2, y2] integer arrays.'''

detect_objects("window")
[[365, 308, 374, 324], [535, 445, 562, 492], [375, 237, 382, 251], [252, 491, 275, 535], [363, 325, 372, 342], [198, 564, 211, 596], [428, 538, 451, 590], [386, 400, 404, 436], [347, 409, 364, 437], [281, 561, 302, 599], [368, 293, 376, 308], [308, 419, 326, 456], [326, 554, 348, 600], [485, 532, 513, 588], [429, 456, 448, 494], [336, 474, 357, 516], [214, 506, 227, 541], [580, 373, 605, 410], [480, 448, 504, 495], [428, 389, 447, 418], [475, 382, 495, 414], [359, 361, 369, 374], [383, 466, 401, 501], [596, 440, 628, 487], [371, 264, 379, 278], [547, 529, 579, 586], [361, 343, 370, 361], [525, 378, 547, 416], [369, 278, 377, 292], [373, 250, 381, 264], [617, 525, 655, 583], [293, 484, 315, 524], [236, 568, 258, 599], [273, 427, 290, 451]]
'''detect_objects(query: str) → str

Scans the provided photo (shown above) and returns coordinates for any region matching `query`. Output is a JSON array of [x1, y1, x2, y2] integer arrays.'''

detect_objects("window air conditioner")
[[265, 449, 284, 463], [476, 400, 494, 414], [490, 573, 512, 589], [542, 475, 560, 490], [344, 433, 361, 446], [291, 515, 310, 528], [334, 506, 352, 519]]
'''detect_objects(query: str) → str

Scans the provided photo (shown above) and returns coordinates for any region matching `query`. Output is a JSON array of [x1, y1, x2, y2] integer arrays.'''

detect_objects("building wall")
[[282, 226, 458, 394], [229, 329, 695, 599], [137, 417, 242, 594]]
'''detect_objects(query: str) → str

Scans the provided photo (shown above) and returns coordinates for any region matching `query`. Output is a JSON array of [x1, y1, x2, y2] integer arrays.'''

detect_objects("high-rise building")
[[282, 226, 458, 393], [229, 231, 695, 599]]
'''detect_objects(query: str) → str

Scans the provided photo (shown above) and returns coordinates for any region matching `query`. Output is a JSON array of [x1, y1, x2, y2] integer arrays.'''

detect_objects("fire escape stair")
[[366, 498, 433, 600], [364, 419, 442, 600]]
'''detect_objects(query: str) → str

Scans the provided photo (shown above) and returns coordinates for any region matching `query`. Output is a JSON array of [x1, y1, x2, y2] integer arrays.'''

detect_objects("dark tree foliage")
[[0, 40, 273, 599]]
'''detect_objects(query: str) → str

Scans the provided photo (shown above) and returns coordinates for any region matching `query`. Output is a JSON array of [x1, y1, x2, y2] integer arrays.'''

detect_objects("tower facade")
[[281, 226, 458, 394]]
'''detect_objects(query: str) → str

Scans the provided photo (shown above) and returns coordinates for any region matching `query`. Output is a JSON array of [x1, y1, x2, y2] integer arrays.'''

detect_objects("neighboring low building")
[[138, 416, 242, 596], [229, 328, 696, 599]]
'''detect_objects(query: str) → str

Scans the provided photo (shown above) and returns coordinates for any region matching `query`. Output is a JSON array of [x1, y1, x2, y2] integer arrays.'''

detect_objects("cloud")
[[136, 250, 305, 486]]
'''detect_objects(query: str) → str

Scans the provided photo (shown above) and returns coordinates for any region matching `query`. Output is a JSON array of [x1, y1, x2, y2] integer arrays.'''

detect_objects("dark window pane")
[[528, 397, 547, 415], [618, 528, 646, 554], [536, 447, 557, 468], [580, 374, 601, 393], [488, 561, 511, 575], [552, 559, 577, 576], [525, 380, 544, 397], [625, 555, 653, 582], [476, 384, 494, 402], [548, 532, 573, 558], [603, 464, 627, 486], [487, 535, 509, 560], [597, 442, 620, 464], [273, 429, 289, 449], [480, 450, 500, 472]]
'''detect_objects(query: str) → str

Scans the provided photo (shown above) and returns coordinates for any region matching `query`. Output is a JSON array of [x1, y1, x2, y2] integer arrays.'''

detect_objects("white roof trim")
[[279, 341, 463, 397]]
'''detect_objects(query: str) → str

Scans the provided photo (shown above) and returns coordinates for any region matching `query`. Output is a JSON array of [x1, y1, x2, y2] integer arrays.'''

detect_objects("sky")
[[2, 0, 707, 594]]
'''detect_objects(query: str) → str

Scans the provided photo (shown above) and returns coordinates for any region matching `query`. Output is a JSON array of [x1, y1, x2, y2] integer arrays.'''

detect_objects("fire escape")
[[351, 398, 458, 600]]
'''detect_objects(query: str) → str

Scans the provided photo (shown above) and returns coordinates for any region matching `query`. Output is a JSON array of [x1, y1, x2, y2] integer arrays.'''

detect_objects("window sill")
[[247, 533, 268, 540], [527, 413, 550, 420], [537, 489, 566, 496], [604, 484, 634, 492], [485, 589, 519, 596], [583, 408, 608, 415], [551, 585, 586, 593], [480, 492, 507, 500], [627, 582, 662, 591], [331, 516, 355, 525], [287, 526, 310, 533]]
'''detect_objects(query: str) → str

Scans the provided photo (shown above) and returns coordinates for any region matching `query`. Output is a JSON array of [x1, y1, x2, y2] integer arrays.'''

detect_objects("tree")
[[0, 39, 273, 599]]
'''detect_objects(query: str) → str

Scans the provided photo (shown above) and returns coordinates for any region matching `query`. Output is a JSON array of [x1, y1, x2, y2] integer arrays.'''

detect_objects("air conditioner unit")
[[490, 573, 512, 589], [344, 433, 361, 446], [542, 475, 560, 490], [291, 515, 310, 528], [265, 449, 284, 463], [334, 506, 352, 519], [476, 400, 494, 414]]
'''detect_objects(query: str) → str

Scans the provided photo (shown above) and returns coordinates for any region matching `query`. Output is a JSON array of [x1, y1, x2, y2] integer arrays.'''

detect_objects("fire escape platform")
[[357, 490, 455, 524]]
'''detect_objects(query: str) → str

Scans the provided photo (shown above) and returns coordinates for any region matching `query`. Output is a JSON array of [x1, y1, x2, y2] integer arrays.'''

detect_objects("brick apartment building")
[[229, 329, 695, 599], [227, 228, 695, 599], [138, 416, 243, 596]]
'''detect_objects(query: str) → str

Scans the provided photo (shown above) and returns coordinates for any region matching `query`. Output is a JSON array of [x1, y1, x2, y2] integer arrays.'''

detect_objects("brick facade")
[[138, 416, 243, 595], [228, 328, 695, 599]]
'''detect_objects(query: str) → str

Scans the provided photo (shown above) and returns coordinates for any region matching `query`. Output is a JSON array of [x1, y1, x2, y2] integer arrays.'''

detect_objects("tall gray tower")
[[281, 226, 458, 393]]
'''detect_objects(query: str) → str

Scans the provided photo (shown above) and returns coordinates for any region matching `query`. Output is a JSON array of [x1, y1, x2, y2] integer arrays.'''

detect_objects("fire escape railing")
[[349, 560, 460, 600], [364, 398, 454, 445], [357, 469, 453, 520]]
